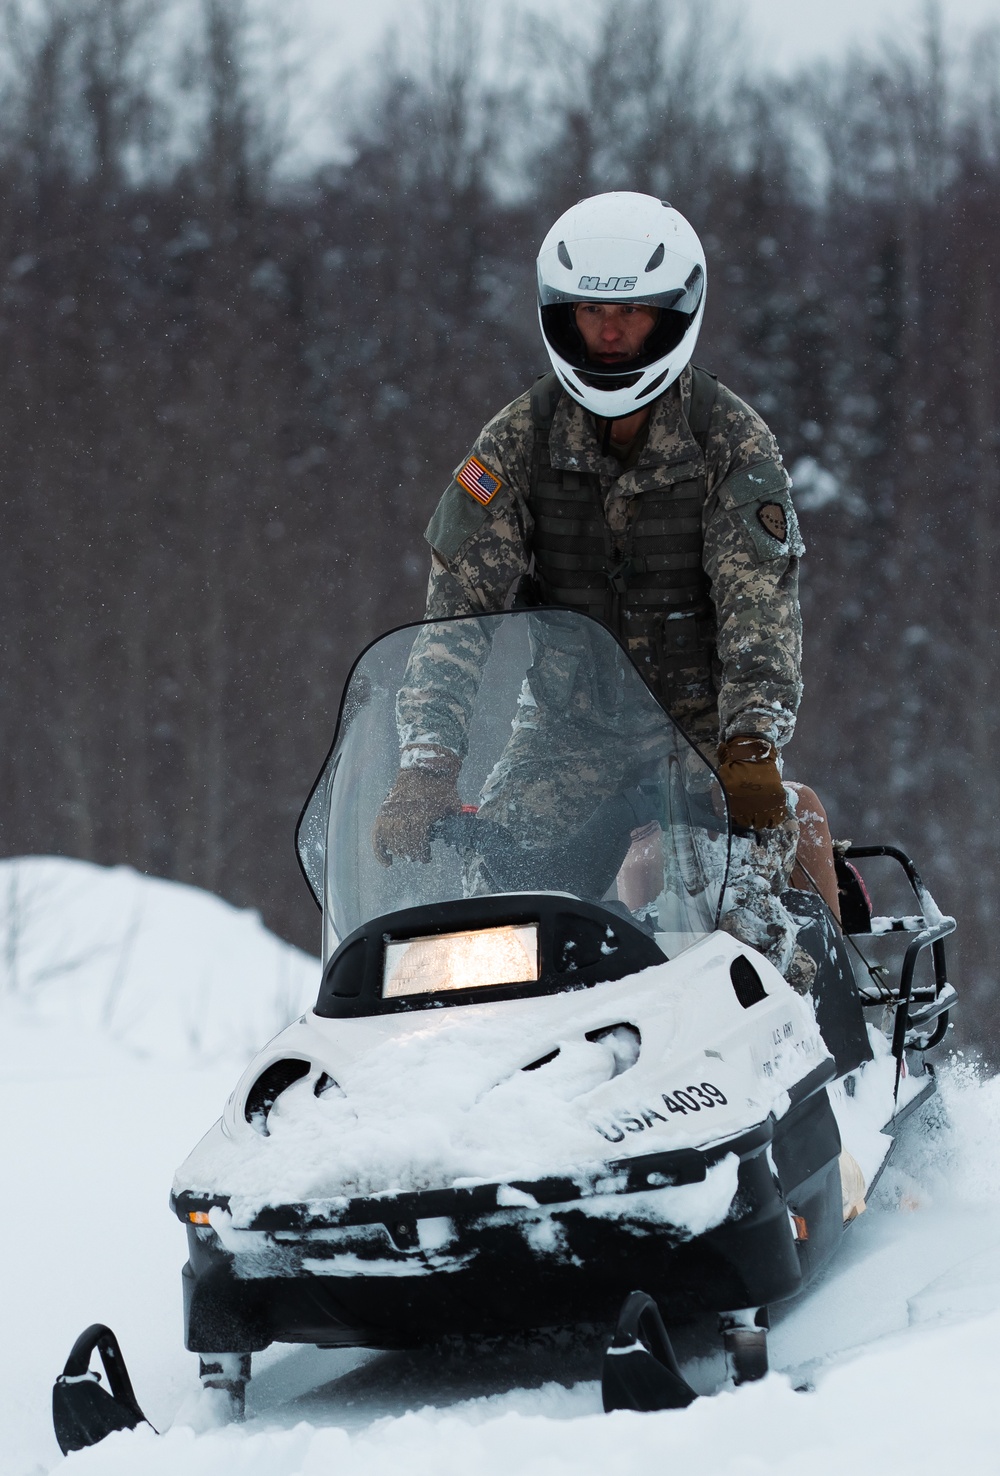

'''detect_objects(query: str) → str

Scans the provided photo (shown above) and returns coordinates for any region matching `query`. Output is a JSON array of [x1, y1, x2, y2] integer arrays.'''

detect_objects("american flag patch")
[[456, 455, 502, 506]]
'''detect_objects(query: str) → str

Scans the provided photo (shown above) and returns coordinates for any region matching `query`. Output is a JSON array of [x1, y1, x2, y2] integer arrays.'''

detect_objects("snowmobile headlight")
[[383, 924, 539, 997]]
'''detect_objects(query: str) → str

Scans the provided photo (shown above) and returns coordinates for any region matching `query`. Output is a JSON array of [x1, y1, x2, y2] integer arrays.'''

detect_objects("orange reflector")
[[792, 1214, 809, 1241], [188, 1211, 211, 1226]]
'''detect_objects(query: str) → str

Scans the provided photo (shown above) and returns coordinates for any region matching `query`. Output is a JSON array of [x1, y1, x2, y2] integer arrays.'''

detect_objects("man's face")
[[573, 302, 658, 364]]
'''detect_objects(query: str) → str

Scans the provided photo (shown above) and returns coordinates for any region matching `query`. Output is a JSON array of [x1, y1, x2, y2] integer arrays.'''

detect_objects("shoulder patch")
[[456, 454, 502, 506], [716, 459, 803, 562], [757, 502, 787, 542]]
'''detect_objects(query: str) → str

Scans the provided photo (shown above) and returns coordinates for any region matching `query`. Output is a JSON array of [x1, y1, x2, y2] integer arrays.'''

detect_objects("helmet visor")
[[540, 281, 703, 381]]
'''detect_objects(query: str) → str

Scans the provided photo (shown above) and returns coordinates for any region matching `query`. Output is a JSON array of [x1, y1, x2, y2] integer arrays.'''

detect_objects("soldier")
[[373, 191, 838, 988]]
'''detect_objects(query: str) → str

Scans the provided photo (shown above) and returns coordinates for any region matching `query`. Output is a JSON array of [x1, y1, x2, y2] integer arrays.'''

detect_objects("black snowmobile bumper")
[[174, 1071, 843, 1354]]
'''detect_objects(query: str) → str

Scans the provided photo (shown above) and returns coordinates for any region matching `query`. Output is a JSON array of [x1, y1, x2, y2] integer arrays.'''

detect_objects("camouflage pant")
[[718, 819, 815, 993], [475, 716, 660, 844]]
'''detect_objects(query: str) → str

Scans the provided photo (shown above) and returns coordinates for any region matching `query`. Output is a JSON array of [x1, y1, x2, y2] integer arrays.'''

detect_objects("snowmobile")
[[53, 608, 957, 1452]]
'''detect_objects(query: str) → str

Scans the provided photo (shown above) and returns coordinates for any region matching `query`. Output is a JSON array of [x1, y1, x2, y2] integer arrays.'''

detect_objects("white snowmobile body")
[[171, 610, 955, 1354]]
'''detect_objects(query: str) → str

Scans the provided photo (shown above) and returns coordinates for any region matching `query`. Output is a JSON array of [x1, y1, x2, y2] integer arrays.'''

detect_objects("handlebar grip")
[[429, 812, 477, 848]]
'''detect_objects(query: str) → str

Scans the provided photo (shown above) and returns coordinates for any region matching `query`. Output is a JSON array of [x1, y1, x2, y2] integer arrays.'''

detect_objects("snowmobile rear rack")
[[842, 846, 956, 1093], [843, 845, 953, 938]]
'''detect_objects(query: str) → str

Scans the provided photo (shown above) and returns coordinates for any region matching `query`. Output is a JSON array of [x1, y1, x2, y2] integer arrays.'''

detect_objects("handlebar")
[[431, 787, 659, 900]]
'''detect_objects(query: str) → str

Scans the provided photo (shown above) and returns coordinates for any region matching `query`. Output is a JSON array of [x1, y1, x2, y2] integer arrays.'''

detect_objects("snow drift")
[[0, 855, 318, 1062]]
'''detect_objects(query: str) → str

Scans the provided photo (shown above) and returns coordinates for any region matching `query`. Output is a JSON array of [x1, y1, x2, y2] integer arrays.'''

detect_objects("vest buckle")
[[606, 558, 632, 595]]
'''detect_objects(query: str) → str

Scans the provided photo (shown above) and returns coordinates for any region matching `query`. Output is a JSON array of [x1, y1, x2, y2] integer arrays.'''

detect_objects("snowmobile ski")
[[602, 1292, 698, 1412], [52, 1323, 151, 1454]]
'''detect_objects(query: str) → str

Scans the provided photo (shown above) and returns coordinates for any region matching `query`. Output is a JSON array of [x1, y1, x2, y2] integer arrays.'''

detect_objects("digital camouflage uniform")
[[396, 365, 811, 984]]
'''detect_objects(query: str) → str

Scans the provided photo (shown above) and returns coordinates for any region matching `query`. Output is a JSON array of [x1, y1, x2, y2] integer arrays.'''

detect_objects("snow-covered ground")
[[4, 856, 1000, 1475]]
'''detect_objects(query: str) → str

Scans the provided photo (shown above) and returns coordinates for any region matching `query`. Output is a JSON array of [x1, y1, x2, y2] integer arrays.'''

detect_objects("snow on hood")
[[185, 997, 661, 1209], [177, 937, 816, 1217]]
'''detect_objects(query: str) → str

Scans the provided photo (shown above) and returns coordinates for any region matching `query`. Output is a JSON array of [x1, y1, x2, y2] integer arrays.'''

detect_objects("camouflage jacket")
[[399, 366, 803, 764]]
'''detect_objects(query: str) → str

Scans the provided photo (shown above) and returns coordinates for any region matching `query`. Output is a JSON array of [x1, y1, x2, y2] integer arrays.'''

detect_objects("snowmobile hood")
[[173, 931, 829, 1227]]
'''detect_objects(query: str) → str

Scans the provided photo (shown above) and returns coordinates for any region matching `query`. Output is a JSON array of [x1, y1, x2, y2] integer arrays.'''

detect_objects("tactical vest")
[[526, 368, 719, 719]]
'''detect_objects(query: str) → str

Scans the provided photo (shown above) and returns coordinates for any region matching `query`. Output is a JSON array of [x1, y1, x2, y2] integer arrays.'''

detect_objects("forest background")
[[2, 0, 997, 1054]]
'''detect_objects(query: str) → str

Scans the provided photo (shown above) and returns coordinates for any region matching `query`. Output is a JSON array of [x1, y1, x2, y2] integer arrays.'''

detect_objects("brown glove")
[[717, 735, 788, 830], [372, 753, 462, 866]]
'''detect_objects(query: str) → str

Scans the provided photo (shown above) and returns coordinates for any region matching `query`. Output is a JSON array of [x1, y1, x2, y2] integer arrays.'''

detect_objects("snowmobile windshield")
[[297, 610, 730, 965]]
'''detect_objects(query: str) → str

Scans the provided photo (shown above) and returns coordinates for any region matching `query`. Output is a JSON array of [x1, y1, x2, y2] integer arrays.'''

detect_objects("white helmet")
[[536, 192, 707, 419]]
